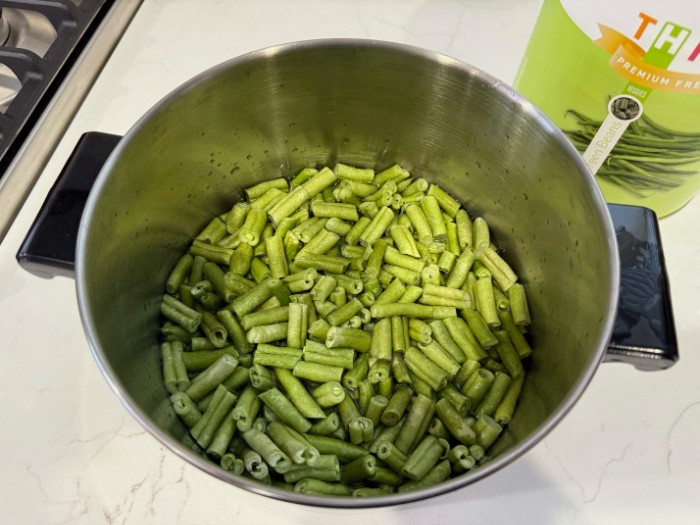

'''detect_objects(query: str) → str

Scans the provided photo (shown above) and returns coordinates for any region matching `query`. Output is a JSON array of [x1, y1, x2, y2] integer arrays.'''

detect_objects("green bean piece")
[[161, 342, 178, 394], [303, 340, 355, 369], [390, 224, 420, 258], [225, 202, 250, 234], [359, 207, 395, 247], [370, 303, 456, 320], [221, 366, 251, 391], [374, 441, 408, 474], [326, 217, 353, 236], [442, 317, 488, 362], [286, 302, 308, 349], [403, 203, 433, 245], [472, 217, 490, 251], [253, 344, 302, 369], [275, 368, 325, 419], [249, 258, 272, 284], [479, 247, 518, 292], [228, 242, 254, 277], [434, 398, 476, 446], [333, 274, 364, 295], [311, 381, 346, 408], [294, 252, 349, 274], [404, 346, 449, 391], [161, 321, 191, 342], [266, 421, 320, 466], [265, 235, 289, 278], [241, 428, 293, 474], [384, 245, 425, 274], [284, 463, 341, 484], [340, 455, 376, 484], [368, 317, 391, 361], [165, 254, 194, 295], [388, 354, 410, 385], [494, 372, 525, 425], [427, 416, 451, 440], [474, 415, 503, 450], [240, 306, 289, 331], [196, 387, 237, 449], [417, 340, 460, 379], [397, 285, 423, 304], [408, 317, 436, 343], [245, 178, 289, 200], [439, 384, 470, 417], [248, 364, 275, 391], [309, 275, 337, 303], [294, 478, 352, 496], [445, 247, 475, 289], [452, 455, 476, 474], [192, 383, 227, 437], [231, 384, 261, 432], [475, 371, 512, 418], [461, 309, 497, 349], [507, 283, 531, 326], [381, 384, 413, 426], [344, 216, 371, 245], [497, 309, 532, 358], [189, 240, 234, 266], [383, 264, 421, 286], [199, 310, 228, 348], [428, 320, 466, 364], [363, 395, 388, 426], [161, 294, 202, 333], [368, 359, 391, 384], [308, 412, 341, 435], [238, 207, 267, 247], [241, 447, 270, 480], [327, 297, 363, 327], [185, 354, 238, 401], [304, 435, 368, 462], [377, 376, 394, 399], [426, 184, 460, 218], [247, 322, 288, 344], [307, 318, 331, 343], [230, 279, 277, 317], [493, 330, 524, 379], [474, 276, 500, 328], [461, 368, 495, 406], [373, 278, 406, 305], [394, 394, 435, 454], [293, 359, 344, 383], [181, 347, 238, 373], [401, 435, 449, 481], [326, 326, 372, 352], [220, 453, 245, 475], [258, 388, 312, 434], [343, 353, 370, 389], [348, 417, 374, 445], [171, 392, 202, 428], [334, 162, 374, 183], [223, 272, 256, 297]]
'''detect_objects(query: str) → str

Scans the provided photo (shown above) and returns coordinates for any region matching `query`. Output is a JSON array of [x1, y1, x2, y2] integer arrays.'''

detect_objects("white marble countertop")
[[1, 1, 699, 523]]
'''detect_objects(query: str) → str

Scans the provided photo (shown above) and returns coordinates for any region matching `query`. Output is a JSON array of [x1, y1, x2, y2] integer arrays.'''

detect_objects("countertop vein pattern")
[[1, 0, 699, 523]]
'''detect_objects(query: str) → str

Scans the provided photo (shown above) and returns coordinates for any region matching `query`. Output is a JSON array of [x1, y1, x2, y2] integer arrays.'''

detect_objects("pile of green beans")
[[565, 108, 700, 197], [159, 163, 532, 497]]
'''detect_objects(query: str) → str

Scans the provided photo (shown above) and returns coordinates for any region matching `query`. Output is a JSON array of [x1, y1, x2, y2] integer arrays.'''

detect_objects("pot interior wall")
[[79, 42, 616, 478]]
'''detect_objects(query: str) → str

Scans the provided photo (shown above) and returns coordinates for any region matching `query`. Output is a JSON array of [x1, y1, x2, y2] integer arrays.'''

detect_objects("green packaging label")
[[514, 0, 700, 217]]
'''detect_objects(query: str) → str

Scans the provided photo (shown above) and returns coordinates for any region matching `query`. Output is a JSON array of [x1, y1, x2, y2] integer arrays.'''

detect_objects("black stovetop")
[[0, 0, 114, 176]]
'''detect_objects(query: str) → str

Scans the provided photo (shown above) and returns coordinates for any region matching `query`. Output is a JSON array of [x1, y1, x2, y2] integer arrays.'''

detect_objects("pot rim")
[[75, 38, 620, 508]]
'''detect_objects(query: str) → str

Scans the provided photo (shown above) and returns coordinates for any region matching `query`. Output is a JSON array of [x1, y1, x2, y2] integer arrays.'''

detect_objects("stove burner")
[[0, 9, 11, 46]]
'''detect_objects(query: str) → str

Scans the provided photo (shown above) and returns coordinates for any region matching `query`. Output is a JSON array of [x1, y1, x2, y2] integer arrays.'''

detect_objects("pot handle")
[[603, 204, 678, 371], [16, 132, 121, 279], [16, 133, 678, 371]]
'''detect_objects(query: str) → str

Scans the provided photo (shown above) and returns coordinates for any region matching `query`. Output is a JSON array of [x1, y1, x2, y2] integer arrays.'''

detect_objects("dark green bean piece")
[[258, 387, 312, 434]]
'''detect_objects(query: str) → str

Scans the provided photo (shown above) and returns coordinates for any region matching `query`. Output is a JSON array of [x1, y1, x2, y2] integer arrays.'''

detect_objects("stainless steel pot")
[[75, 39, 619, 507]]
